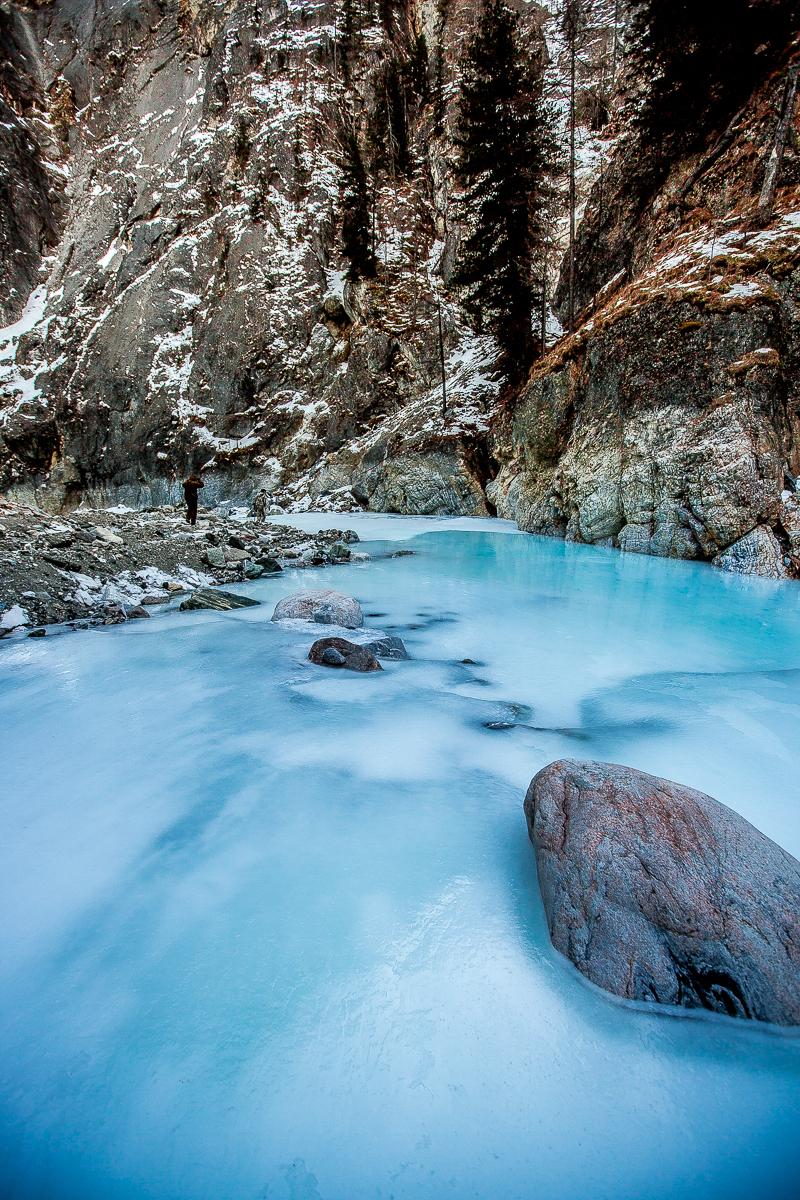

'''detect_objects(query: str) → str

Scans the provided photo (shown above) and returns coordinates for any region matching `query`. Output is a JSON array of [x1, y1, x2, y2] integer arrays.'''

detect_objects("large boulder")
[[271, 588, 363, 628], [308, 637, 382, 672], [524, 759, 800, 1025]]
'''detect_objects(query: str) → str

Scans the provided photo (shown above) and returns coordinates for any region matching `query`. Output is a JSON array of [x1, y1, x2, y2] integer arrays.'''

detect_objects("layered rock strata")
[[491, 53, 800, 580]]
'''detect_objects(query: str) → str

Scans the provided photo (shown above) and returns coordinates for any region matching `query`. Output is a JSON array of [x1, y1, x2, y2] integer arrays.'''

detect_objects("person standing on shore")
[[253, 488, 268, 523], [183, 473, 204, 525]]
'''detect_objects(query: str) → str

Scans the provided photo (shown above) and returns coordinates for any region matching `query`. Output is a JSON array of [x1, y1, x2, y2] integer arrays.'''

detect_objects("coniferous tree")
[[432, 0, 450, 135], [371, 59, 412, 178], [379, 0, 397, 39], [340, 0, 356, 85], [341, 130, 376, 279], [407, 34, 430, 105], [561, 0, 593, 333], [451, 0, 557, 382]]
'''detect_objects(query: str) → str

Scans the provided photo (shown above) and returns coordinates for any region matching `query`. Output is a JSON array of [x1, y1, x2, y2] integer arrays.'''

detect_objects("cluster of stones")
[[201, 526, 366, 577], [0, 495, 368, 634]]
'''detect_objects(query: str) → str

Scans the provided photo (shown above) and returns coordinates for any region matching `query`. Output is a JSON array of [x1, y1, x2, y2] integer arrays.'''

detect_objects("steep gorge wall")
[[0, 0, 535, 514], [491, 46, 800, 579]]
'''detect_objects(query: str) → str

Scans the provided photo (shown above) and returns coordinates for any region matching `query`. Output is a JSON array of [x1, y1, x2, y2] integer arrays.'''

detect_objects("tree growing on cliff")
[[451, 0, 557, 383], [340, 129, 376, 279], [562, 0, 594, 333]]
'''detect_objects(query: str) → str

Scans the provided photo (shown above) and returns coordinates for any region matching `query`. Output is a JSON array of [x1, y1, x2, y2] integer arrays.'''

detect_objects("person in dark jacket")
[[183, 473, 204, 525], [253, 488, 268, 523]]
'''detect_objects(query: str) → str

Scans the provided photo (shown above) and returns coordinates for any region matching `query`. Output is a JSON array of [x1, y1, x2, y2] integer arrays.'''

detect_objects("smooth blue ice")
[[1, 520, 799, 1200]]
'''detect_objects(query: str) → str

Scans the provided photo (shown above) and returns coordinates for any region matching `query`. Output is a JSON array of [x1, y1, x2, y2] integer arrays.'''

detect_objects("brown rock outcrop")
[[308, 636, 382, 672], [524, 758, 800, 1025]]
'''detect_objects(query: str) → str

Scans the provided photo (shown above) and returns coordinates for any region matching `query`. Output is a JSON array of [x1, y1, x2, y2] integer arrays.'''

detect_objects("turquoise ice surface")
[[1, 518, 799, 1199]]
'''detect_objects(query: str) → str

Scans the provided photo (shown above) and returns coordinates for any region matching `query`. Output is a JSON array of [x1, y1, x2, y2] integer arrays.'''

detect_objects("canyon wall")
[[2, 0, 799, 580]]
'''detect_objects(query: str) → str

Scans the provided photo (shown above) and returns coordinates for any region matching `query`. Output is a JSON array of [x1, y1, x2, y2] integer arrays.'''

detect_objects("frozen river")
[[1, 516, 799, 1199]]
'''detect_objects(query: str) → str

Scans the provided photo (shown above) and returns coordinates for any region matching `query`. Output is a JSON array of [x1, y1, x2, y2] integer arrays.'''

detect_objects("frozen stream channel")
[[1, 516, 799, 1199]]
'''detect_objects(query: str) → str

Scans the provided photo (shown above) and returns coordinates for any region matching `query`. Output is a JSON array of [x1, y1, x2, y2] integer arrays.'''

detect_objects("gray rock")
[[524, 759, 800, 1025], [363, 635, 410, 660], [712, 525, 790, 578], [228, 535, 247, 550], [308, 637, 383, 672], [272, 589, 363, 628], [223, 547, 249, 564], [255, 556, 283, 573], [180, 589, 261, 611], [127, 605, 151, 619], [392, 549, 414, 557], [27, 628, 46, 637], [202, 545, 226, 569], [244, 564, 265, 579], [41, 551, 82, 571], [329, 542, 351, 561]]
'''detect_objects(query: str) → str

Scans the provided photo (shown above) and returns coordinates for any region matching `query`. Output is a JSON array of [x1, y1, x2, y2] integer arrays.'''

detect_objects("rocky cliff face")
[[0, 0, 621, 520], [0, 0, 532, 516], [490, 47, 800, 579]]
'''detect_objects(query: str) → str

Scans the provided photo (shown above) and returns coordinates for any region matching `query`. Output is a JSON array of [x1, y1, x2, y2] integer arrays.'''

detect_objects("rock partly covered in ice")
[[308, 637, 382, 672], [363, 636, 410, 660], [272, 589, 363, 628], [0, 604, 29, 630], [180, 589, 261, 612], [524, 758, 800, 1026]]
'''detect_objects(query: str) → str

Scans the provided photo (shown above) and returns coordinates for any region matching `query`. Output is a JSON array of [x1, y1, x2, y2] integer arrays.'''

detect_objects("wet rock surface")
[[524, 758, 800, 1026], [363, 635, 410, 660], [308, 637, 382, 672], [712, 524, 790, 577], [179, 588, 260, 611], [272, 588, 364, 628]]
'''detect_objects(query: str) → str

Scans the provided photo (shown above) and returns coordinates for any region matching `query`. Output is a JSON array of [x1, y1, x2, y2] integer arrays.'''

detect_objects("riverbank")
[[0, 497, 364, 633]]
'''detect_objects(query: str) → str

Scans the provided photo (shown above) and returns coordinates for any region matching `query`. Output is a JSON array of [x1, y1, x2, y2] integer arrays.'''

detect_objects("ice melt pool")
[[1, 516, 799, 1200]]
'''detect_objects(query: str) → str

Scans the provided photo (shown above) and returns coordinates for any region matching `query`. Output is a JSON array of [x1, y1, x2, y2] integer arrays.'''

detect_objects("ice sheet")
[[1, 523, 799, 1200]]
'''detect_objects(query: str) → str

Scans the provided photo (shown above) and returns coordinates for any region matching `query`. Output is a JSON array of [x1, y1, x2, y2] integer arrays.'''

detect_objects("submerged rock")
[[308, 637, 382, 672], [180, 589, 261, 612], [272, 589, 363, 628], [363, 636, 410, 660], [524, 759, 800, 1026]]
